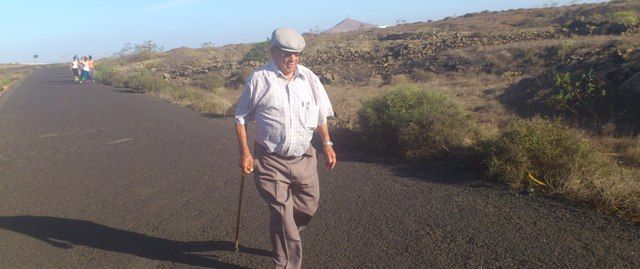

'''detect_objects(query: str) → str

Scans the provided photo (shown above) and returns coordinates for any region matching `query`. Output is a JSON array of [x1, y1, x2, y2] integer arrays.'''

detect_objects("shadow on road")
[[112, 89, 136, 94], [42, 80, 77, 86], [316, 127, 495, 187], [201, 113, 232, 119], [390, 161, 503, 189], [0, 215, 269, 268]]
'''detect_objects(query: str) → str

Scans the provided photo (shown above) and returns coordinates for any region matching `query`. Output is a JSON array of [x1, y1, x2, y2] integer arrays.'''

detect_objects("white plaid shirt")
[[235, 60, 334, 157]]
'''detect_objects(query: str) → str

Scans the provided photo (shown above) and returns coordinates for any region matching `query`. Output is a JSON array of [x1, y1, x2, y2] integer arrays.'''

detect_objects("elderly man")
[[234, 28, 336, 269]]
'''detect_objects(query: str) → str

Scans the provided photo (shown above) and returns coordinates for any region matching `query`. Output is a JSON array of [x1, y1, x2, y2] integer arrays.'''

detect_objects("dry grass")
[[483, 34, 640, 56], [149, 86, 232, 115], [598, 136, 640, 168], [95, 61, 234, 116], [565, 161, 640, 223], [625, 142, 640, 167], [327, 71, 511, 136], [0, 65, 38, 92], [326, 83, 388, 128]]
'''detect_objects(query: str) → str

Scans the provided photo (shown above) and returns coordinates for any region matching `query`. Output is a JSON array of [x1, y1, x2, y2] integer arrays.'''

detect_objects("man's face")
[[271, 48, 300, 75]]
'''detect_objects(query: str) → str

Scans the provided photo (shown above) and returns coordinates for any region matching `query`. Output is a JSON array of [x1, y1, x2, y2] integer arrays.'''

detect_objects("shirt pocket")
[[303, 103, 319, 130]]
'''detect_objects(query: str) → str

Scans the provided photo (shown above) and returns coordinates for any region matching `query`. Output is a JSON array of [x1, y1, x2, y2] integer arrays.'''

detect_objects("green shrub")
[[241, 39, 270, 64], [357, 84, 478, 159], [551, 69, 607, 122], [124, 69, 177, 93], [609, 11, 639, 26], [0, 75, 14, 91], [93, 61, 117, 83], [545, 66, 640, 132], [123, 69, 150, 92], [0, 71, 23, 91], [483, 118, 600, 191]]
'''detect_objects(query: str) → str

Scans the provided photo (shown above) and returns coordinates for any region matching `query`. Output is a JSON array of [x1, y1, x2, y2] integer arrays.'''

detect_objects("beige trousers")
[[253, 143, 320, 269]]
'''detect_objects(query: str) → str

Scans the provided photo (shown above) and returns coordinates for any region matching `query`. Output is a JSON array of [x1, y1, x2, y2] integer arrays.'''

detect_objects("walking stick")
[[234, 172, 246, 253]]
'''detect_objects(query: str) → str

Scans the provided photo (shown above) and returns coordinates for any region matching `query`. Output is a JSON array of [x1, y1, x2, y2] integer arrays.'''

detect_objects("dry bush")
[[614, 136, 640, 167], [625, 142, 640, 167], [123, 69, 177, 93], [107, 71, 130, 88], [94, 59, 142, 88], [161, 47, 211, 69], [565, 163, 640, 223], [484, 118, 599, 191], [192, 71, 225, 90], [358, 83, 479, 160], [114, 41, 162, 64], [483, 117, 640, 223], [193, 95, 232, 115]]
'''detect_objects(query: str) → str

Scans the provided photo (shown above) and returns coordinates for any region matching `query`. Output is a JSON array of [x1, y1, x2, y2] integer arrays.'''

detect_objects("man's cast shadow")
[[0, 215, 270, 269]]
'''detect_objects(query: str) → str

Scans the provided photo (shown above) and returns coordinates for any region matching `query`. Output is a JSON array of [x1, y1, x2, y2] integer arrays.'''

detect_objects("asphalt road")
[[0, 67, 639, 268]]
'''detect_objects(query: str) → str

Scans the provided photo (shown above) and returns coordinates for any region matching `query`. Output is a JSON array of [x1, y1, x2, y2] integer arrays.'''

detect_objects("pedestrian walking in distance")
[[234, 27, 337, 269], [70, 56, 80, 82], [87, 55, 95, 81], [79, 56, 91, 83]]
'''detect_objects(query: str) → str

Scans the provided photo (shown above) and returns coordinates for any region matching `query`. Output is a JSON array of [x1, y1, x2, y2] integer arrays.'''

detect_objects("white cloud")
[[146, 0, 207, 11]]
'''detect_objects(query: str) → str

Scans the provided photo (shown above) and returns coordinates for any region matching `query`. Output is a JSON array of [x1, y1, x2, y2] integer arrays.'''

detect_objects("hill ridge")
[[323, 18, 377, 34]]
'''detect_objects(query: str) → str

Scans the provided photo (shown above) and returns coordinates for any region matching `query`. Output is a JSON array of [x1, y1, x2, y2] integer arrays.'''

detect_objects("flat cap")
[[270, 28, 306, 52]]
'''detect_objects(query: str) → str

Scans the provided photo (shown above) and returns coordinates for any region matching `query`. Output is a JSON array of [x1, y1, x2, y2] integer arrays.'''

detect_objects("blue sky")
[[1, 0, 606, 64]]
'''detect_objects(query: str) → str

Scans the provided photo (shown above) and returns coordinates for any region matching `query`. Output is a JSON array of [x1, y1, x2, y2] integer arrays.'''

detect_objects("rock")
[[621, 72, 640, 96]]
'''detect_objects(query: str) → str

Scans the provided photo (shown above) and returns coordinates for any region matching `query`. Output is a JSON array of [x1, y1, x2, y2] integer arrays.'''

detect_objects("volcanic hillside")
[[98, 0, 640, 133]]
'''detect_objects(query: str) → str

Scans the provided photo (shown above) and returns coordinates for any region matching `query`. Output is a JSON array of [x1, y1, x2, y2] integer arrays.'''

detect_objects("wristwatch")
[[322, 141, 333, 146]]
